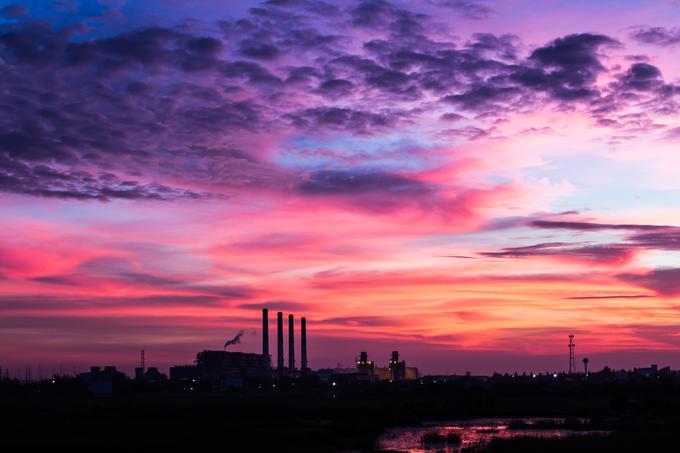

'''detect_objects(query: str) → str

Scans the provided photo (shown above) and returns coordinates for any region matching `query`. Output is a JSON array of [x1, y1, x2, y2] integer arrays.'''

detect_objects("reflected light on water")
[[377, 418, 609, 452]]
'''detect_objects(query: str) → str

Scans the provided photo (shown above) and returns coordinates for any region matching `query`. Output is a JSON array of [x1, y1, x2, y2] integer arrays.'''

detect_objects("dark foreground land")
[[3, 377, 680, 451]]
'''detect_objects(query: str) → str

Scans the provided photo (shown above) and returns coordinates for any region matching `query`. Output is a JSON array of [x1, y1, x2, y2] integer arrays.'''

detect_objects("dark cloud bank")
[[0, 0, 677, 202], [482, 218, 680, 296]]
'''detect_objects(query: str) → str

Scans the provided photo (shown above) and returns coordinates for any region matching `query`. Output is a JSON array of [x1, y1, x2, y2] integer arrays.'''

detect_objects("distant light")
[[331, 381, 337, 386], [532, 374, 536, 378], [51, 379, 56, 384], [553, 373, 558, 378]]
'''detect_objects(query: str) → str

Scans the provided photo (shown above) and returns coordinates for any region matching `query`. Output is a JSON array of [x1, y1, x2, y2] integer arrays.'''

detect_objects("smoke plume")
[[224, 330, 244, 349]]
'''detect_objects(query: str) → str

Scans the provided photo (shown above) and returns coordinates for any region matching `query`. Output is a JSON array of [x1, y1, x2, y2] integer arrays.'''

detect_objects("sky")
[[2, 0, 680, 377]]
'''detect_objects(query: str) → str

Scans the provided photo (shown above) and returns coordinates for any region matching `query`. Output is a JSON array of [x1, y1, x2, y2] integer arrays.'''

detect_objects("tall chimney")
[[301, 316, 308, 373], [277, 312, 284, 371], [262, 308, 269, 363], [288, 314, 295, 372]]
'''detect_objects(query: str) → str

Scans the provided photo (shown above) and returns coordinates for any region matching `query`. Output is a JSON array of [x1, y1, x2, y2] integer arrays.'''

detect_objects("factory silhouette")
[[74, 308, 419, 394], [168, 308, 418, 387], [4, 307, 673, 396]]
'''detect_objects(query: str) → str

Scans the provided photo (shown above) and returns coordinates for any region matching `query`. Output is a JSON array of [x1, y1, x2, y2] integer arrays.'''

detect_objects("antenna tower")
[[568, 335, 575, 374], [140, 349, 145, 373]]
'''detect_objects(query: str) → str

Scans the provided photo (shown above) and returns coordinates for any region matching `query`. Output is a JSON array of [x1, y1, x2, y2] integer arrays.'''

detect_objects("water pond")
[[377, 418, 610, 452]]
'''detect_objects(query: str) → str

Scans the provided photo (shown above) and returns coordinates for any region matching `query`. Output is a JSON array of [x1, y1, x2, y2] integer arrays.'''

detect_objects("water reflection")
[[377, 418, 609, 452]]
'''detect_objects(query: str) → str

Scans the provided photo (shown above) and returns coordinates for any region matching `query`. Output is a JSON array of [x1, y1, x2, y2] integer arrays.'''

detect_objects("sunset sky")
[[2, 0, 680, 376]]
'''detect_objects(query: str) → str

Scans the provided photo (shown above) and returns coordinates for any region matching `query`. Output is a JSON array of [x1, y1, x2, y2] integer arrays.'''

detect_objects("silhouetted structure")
[[301, 317, 308, 374], [135, 349, 146, 380], [568, 335, 575, 375], [80, 366, 126, 394], [352, 351, 418, 382], [356, 351, 375, 379], [288, 314, 295, 375], [277, 311, 284, 374], [167, 307, 312, 386], [388, 351, 406, 381], [170, 350, 270, 389], [262, 308, 269, 362], [142, 367, 167, 384], [583, 357, 589, 375]]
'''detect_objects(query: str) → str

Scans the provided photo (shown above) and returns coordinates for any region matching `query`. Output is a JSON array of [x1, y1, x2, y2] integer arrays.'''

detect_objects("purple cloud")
[[618, 268, 680, 296], [0, 1, 676, 203], [529, 220, 670, 231], [432, 1, 495, 20], [298, 170, 429, 196], [1, 4, 28, 19], [481, 242, 633, 264], [630, 26, 680, 47]]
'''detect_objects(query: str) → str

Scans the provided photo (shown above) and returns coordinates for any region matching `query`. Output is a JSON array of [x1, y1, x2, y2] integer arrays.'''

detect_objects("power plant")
[[355, 350, 419, 382], [170, 307, 311, 386], [169, 307, 419, 389]]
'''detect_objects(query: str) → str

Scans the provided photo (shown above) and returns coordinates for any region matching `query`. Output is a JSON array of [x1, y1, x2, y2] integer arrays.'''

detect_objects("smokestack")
[[301, 317, 308, 373], [288, 314, 295, 372], [262, 308, 269, 362], [277, 312, 284, 371]]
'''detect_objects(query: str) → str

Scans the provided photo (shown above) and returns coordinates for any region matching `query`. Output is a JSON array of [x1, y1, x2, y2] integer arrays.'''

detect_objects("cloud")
[[298, 170, 429, 196], [529, 220, 668, 231], [626, 229, 680, 250], [481, 242, 634, 265], [238, 39, 280, 60], [664, 127, 680, 141], [630, 26, 680, 47], [631, 324, 680, 347], [529, 219, 680, 252], [0, 161, 208, 200], [238, 301, 309, 311], [563, 295, 652, 300], [317, 79, 354, 98], [287, 107, 400, 133], [349, 0, 426, 36], [1, 4, 28, 19], [619, 63, 663, 92], [520, 33, 618, 101], [315, 315, 405, 327], [31, 275, 81, 286], [432, 1, 495, 20], [28, 255, 258, 299], [0, 2, 674, 205], [618, 268, 680, 296], [0, 294, 226, 311]]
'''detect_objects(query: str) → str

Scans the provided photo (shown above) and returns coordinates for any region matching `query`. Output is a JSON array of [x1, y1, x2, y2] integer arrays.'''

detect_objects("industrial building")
[[79, 366, 127, 394], [169, 350, 271, 387], [356, 351, 419, 382], [170, 307, 310, 386]]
